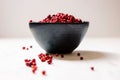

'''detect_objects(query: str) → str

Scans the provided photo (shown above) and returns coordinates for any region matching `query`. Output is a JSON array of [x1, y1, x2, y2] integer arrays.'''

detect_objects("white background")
[[0, 0, 120, 38]]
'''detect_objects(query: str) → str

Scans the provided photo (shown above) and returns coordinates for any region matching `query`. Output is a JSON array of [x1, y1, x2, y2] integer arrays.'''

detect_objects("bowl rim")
[[29, 21, 89, 24]]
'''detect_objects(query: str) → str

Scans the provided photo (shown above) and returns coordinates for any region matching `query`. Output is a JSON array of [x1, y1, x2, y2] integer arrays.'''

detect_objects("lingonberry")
[[80, 56, 84, 60], [61, 54, 64, 58], [47, 59, 52, 64], [32, 66, 37, 73], [39, 13, 82, 23], [55, 53, 59, 57], [90, 67, 94, 71], [22, 47, 26, 50], [77, 53, 80, 56], [29, 20, 33, 23], [42, 70, 46, 75], [30, 45, 32, 48], [26, 48, 29, 50], [24, 58, 37, 73]]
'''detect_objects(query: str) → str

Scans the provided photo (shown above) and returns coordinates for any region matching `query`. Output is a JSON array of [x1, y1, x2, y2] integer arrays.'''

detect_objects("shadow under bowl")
[[29, 22, 89, 54]]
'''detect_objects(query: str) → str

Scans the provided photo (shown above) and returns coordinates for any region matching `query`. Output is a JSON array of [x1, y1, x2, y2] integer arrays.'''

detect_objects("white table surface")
[[0, 38, 120, 80]]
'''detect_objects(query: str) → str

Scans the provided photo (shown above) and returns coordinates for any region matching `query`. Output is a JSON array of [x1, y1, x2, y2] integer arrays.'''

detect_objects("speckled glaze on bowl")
[[29, 22, 89, 54]]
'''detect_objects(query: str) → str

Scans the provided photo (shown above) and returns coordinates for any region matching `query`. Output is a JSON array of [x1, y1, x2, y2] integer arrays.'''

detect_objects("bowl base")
[[46, 50, 73, 54]]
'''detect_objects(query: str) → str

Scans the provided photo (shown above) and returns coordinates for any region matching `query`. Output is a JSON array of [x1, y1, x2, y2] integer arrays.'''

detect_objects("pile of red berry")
[[28, 13, 82, 23], [39, 13, 82, 23], [24, 58, 37, 73], [38, 53, 53, 64]]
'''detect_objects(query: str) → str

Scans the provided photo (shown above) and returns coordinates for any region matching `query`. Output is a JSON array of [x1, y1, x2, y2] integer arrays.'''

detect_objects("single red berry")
[[77, 53, 80, 56], [61, 54, 64, 58], [24, 59, 29, 62], [91, 67, 94, 71], [42, 70, 46, 75], [32, 66, 37, 73], [80, 56, 84, 60], [29, 20, 32, 23], [38, 53, 44, 57], [55, 53, 59, 57], [22, 47, 26, 50], [49, 56, 53, 59], [30, 45, 32, 48], [46, 53, 49, 56], [31, 59, 36, 66], [47, 59, 52, 64], [78, 19, 82, 23], [47, 15, 51, 19], [45, 56, 49, 60], [26, 48, 29, 50], [26, 62, 32, 67], [32, 62, 36, 66], [38, 55, 42, 59], [32, 58, 35, 61], [41, 58, 46, 62]]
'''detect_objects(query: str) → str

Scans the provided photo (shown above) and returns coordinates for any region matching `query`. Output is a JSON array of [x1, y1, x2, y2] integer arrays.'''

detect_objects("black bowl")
[[29, 22, 89, 54]]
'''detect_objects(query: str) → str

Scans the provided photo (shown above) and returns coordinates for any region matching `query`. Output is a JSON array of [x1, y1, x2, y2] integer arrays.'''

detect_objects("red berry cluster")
[[38, 53, 53, 64], [24, 59, 37, 73], [39, 13, 82, 23], [22, 45, 32, 50]]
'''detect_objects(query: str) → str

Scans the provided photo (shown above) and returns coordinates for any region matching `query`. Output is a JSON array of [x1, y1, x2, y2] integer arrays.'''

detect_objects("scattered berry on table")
[[80, 56, 84, 60], [77, 53, 80, 56], [61, 54, 64, 58]]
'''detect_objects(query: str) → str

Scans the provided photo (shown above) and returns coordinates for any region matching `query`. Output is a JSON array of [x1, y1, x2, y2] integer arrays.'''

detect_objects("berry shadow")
[[52, 50, 112, 61]]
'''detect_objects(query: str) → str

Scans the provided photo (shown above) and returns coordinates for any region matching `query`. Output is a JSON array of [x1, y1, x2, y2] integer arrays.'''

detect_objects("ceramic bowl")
[[29, 22, 89, 54]]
